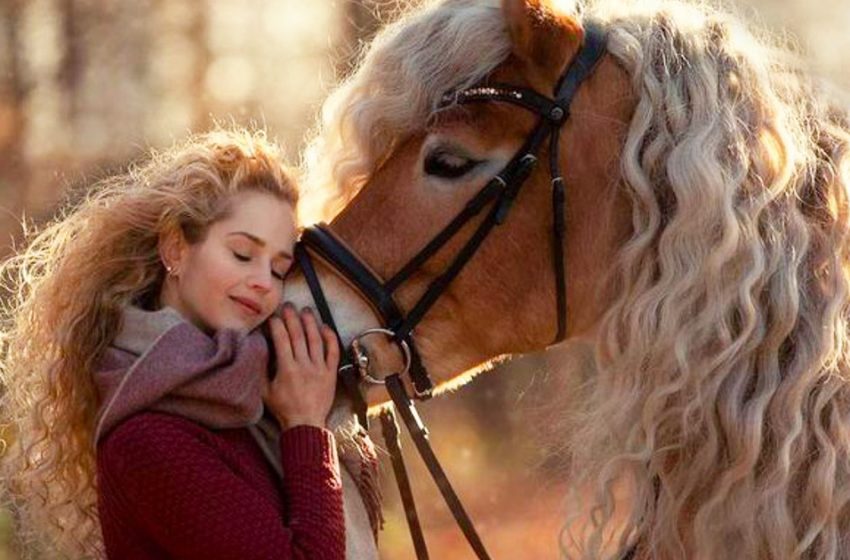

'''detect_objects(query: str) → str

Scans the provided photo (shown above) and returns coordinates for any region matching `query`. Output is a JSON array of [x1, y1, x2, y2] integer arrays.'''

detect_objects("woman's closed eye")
[[232, 251, 287, 280]]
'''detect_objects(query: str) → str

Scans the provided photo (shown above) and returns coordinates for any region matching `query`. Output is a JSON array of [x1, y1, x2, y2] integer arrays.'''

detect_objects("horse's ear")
[[502, 0, 584, 87]]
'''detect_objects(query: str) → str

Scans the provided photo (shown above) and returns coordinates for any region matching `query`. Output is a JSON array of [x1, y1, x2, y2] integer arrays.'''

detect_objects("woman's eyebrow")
[[227, 231, 293, 259]]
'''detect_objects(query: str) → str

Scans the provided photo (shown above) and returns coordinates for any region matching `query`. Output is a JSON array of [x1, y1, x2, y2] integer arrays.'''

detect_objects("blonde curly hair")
[[0, 128, 298, 558]]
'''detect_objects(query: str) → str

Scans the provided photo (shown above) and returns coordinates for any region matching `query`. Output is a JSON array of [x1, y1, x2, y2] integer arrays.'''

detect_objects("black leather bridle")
[[295, 22, 608, 560]]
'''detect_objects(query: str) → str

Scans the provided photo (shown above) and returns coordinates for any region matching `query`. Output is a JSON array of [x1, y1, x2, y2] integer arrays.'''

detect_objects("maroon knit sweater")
[[96, 411, 345, 560]]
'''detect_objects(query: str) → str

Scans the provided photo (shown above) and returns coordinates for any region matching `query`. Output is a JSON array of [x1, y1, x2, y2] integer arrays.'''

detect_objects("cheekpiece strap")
[[433, 21, 608, 346], [300, 223, 436, 399], [294, 242, 370, 427]]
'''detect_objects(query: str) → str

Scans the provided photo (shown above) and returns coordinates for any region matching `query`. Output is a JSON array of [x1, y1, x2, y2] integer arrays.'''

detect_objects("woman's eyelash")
[[234, 251, 286, 281]]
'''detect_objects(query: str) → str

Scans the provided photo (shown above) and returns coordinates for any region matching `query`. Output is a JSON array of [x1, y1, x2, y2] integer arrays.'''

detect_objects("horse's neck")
[[327, 396, 379, 560]]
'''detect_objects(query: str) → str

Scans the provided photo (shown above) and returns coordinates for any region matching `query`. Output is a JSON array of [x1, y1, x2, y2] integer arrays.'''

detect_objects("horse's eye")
[[424, 150, 479, 179]]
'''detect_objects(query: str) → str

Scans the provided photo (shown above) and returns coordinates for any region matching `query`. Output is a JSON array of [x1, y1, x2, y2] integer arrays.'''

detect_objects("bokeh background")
[[0, 0, 848, 558]]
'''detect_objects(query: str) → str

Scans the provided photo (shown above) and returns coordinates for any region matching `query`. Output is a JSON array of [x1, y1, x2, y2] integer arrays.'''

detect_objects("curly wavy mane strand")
[[304, 0, 850, 558], [568, 3, 850, 559], [0, 128, 298, 558]]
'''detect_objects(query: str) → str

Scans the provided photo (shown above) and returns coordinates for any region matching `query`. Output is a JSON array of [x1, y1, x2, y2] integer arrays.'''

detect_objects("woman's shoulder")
[[97, 411, 215, 463], [103, 409, 208, 435]]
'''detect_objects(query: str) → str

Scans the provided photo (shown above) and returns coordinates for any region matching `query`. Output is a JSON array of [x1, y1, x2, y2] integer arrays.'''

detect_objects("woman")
[[0, 128, 347, 559]]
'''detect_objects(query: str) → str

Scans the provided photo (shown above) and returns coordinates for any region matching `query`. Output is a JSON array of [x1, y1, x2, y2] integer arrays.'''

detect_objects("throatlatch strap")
[[548, 21, 608, 342], [549, 127, 568, 342]]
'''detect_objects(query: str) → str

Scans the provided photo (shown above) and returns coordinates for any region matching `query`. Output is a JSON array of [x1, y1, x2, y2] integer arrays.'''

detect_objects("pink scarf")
[[94, 306, 267, 443], [93, 305, 382, 535]]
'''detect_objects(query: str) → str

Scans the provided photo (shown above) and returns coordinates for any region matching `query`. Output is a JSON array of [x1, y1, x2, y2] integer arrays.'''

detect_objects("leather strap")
[[443, 84, 568, 123], [294, 243, 370, 427], [385, 373, 492, 560], [385, 179, 503, 292], [301, 225, 406, 327], [300, 225, 435, 398], [379, 408, 430, 560], [450, 21, 608, 343]]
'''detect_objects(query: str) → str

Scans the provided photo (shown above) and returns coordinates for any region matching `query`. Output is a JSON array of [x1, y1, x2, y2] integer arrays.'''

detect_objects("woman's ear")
[[158, 226, 188, 277]]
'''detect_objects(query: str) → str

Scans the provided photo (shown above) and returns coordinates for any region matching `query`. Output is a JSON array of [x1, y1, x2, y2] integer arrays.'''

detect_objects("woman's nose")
[[248, 269, 273, 293]]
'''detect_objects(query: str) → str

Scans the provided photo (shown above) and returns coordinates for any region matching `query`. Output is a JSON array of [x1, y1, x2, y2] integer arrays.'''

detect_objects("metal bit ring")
[[349, 328, 412, 385]]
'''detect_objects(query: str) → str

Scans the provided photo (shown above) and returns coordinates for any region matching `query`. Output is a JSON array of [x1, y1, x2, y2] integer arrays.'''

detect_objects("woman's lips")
[[231, 296, 261, 315]]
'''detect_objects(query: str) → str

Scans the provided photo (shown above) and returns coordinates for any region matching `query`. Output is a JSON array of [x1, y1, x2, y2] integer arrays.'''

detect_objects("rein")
[[295, 22, 608, 560]]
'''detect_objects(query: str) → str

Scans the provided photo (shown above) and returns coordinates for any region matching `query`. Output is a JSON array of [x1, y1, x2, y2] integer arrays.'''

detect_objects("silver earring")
[[165, 265, 174, 276]]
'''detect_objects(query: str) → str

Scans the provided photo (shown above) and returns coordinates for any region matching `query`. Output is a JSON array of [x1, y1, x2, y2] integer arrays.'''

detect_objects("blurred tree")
[[147, 0, 210, 136], [0, 0, 28, 254], [57, 0, 80, 123], [185, 0, 210, 130]]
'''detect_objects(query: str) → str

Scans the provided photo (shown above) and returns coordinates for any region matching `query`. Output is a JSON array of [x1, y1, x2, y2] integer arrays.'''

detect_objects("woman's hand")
[[264, 304, 340, 430]]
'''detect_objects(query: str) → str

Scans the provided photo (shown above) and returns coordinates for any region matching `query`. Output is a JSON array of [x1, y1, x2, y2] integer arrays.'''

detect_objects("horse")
[[290, 0, 850, 557]]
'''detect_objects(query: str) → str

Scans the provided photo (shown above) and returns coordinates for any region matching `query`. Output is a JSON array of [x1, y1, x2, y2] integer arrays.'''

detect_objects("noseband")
[[296, 22, 608, 560]]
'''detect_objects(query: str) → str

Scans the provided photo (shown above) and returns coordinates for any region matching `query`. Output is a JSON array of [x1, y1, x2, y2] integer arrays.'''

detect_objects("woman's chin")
[[201, 314, 257, 335]]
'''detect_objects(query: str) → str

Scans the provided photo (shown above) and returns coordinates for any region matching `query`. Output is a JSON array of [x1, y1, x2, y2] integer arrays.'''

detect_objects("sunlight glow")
[[205, 56, 256, 103], [550, 0, 579, 16]]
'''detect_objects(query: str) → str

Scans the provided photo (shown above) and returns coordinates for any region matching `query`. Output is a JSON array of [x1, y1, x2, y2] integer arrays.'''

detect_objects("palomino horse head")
[[293, 0, 635, 391], [291, 0, 850, 557]]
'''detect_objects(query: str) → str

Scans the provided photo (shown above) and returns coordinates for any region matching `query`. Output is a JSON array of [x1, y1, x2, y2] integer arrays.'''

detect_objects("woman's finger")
[[322, 325, 340, 371], [282, 304, 309, 362], [269, 316, 294, 368], [301, 309, 324, 364]]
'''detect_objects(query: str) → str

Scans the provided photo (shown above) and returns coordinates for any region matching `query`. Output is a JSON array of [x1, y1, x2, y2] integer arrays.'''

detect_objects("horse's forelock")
[[300, 0, 513, 223]]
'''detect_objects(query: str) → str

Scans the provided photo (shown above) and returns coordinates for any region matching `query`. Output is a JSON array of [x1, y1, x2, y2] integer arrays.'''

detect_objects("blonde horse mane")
[[303, 0, 850, 558]]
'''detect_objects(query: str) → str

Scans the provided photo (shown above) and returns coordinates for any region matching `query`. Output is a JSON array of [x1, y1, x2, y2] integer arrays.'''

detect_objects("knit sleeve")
[[97, 413, 345, 560]]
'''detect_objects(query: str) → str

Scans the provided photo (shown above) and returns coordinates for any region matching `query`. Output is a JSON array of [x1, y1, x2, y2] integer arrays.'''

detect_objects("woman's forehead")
[[213, 192, 296, 248]]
